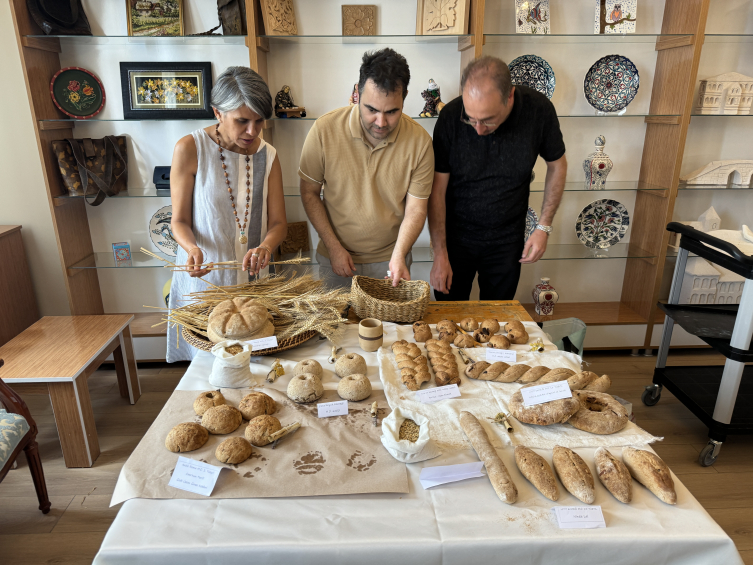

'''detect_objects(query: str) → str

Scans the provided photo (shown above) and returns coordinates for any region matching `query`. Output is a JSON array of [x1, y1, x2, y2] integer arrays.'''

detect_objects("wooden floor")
[[1, 351, 752, 564]]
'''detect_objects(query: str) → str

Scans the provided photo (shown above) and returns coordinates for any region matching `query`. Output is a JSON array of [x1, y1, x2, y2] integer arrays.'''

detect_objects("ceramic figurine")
[[349, 83, 359, 106], [583, 135, 613, 190], [532, 277, 558, 316], [419, 79, 445, 117], [595, 0, 637, 34], [274, 85, 306, 118], [515, 0, 550, 34], [698, 206, 721, 232], [696, 73, 753, 115]]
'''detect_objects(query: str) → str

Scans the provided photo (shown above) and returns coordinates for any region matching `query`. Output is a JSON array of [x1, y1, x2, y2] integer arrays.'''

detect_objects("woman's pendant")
[[239, 231, 248, 245]]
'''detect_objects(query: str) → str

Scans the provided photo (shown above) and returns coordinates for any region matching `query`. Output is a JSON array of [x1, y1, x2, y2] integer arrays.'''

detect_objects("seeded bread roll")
[[201, 405, 243, 434], [215, 437, 253, 464], [193, 390, 226, 416], [294, 359, 323, 378], [244, 415, 282, 447], [515, 445, 559, 501], [459, 411, 518, 504], [552, 445, 595, 504], [238, 391, 276, 421], [594, 447, 632, 503], [622, 447, 677, 505], [488, 335, 510, 349], [165, 422, 209, 453]]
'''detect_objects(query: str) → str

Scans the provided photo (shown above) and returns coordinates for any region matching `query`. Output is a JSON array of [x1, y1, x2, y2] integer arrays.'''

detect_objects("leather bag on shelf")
[[26, 0, 92, 35], [191, 0, 247, 36], [52, 136, 128, 206]]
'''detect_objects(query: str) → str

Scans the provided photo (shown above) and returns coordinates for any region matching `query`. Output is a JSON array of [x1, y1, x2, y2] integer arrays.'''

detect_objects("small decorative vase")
[[532, 277, 559, 316], [583, 135, 613, 190]]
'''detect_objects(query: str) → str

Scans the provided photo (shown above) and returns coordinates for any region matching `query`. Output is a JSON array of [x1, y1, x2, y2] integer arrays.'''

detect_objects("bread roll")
[[238, 391, 276, 420], [294, 359, 322, 378], [459, 318, 478, 332], [552, 445, 595, 504], [473, 328, 492, 343], [436, 320, 456, 333], [207, 297, 272, 343], [335, 353, 367, 378], [165, 423, 209, 453], [594, 447, 632, 503], [488, 335, 510, 349], [504, 321, 525, 333], [412, 321, 432, 342], [193, 390, 226, 416], [480, 319, 501, 335], [215, 437, 253, 464], [287, 374, 324, 403], [515, 445, 559, 501], [337, 373, 372, 401], [507, 328, 529, 344], [201, 405, 243, 434], [244, 415, 282, 447], [622, 447, 677, 505], [454, 333, 476, 348]]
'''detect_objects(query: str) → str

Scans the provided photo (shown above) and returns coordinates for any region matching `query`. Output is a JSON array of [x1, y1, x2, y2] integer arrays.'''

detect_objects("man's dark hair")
[[461, 56, 513, 103], [358, 48, 410, 100]]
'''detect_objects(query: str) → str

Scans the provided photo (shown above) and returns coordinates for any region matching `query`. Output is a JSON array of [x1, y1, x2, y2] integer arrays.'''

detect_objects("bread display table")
[[0, 315, 140, 468]]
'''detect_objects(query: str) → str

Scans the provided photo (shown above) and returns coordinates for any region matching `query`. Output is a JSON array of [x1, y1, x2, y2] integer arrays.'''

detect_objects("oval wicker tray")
[[181, 327, 318, 355], [350, 275, 430, 323]]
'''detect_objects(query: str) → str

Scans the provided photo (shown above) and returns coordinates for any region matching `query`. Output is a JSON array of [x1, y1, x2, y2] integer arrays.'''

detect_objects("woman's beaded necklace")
[[216, 123, 251, 245]]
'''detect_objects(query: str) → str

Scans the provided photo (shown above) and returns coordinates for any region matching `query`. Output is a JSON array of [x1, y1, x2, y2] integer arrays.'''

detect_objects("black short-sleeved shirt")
[[433, 85, 566, 247]]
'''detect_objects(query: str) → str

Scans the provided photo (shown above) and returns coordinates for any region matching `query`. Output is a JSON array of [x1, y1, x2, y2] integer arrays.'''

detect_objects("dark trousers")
[[434, 241, 524, 301]]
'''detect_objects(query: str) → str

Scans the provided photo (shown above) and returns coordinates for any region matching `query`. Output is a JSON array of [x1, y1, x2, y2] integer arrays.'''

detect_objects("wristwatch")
[[535, 224, 553, 235]]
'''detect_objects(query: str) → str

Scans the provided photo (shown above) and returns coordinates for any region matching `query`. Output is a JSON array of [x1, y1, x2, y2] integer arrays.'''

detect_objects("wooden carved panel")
[[259, 0, 297, 36], [416, 0, 470, 35], [342, 5, 376, 36]]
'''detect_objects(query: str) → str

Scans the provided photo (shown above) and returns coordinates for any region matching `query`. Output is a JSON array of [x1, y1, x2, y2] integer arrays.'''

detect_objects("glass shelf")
[[56, 188, 171, 202], [690, 113, 753, 117], [269, 113, 679, 122], [678, 184, 753, 191], [484, 33, 691, 44], [260, 34, 470, 45], [40, 118, 215, 122], [25, 34, 247, 45], [704, 34, 753, 44]]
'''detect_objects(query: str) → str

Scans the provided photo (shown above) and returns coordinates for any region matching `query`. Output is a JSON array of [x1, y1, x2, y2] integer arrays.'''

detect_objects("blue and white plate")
[[525, 207, 538, 240], [509, 55, 556, 100], [149, 205, 178, 257], [584, 54, 639, 113], [575, 199, 630, 249]]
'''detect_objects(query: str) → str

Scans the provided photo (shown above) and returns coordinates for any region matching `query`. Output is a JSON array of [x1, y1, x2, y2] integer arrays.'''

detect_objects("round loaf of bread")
[[488, 335, 510, 349], [287, 373, 324, 403], [459, 317, 478, 331], [552, 445, 595, 504], [202, 405, 243, 434], [245, 319, 275, 341], [207, 297, 272, 343], [165, 422, 209, 453], [335, 353, 366, 378], [480, 319, 500, 335], [215, 436, 253, 464], [244, 415, 281, 447], [294, 359, 323, 378], [337, 373, 372, 401], [568, 390, 628, 435], [193, 390, 226, 416], [594, 447, 632, 503], [509, 388, 581, 426], [238, 391, 276, 420]]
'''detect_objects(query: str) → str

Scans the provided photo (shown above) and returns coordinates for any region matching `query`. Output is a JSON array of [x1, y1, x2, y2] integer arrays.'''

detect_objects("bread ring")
[[335, 353, 367, 378], [567, 371, 599, 390], [507, 328, 529, 344], [294, 359, 323, 378], [193, 390, 226, 416], [509, 387, 581, 426], [480, 319, 501, 335], [583, 374, 612, 392], [464, 361, 490, 379], [517, 366, 551, 383], [459, 318, 478, 332], [536, 367, 576, 384], [568, 390, 628, 435], [488, 335, 510, 349]]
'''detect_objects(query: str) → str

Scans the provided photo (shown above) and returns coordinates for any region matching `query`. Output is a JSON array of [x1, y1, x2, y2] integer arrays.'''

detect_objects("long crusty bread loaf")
[[459, 411, 518, 504], [622, 447, 677, 505], [514, 445, 559, 501], [594, 447, 632, 503], [552, 445, 595, 504]]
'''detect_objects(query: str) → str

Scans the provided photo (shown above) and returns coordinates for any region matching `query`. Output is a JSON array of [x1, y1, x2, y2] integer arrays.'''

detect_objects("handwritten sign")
[[317, 400, 348, 418], [553, 506, 606, 529], [168, 456, 223, 496], [419, 462, 485, 489], [415, 384, 461, 404], [521, 380, 572, 407], [486, 349, 517, 363], [247, 336, 278, 351]]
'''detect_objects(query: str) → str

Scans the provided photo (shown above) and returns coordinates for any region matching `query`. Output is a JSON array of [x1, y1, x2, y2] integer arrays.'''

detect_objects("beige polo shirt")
[[298, 105, 434, 263]]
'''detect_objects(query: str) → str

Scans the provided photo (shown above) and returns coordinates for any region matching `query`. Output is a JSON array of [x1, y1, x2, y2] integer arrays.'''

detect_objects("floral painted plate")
[[575, 199, 630, 249], [525, 206, 538, 240], [149, 205, 178, 257], [509, 54, 555, 100], [583, 55, 639, 113], [50, 67, 105, 119]]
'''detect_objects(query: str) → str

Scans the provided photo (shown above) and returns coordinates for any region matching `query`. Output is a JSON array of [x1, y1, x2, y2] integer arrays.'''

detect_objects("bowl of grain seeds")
[[380, 408, 441, 463]]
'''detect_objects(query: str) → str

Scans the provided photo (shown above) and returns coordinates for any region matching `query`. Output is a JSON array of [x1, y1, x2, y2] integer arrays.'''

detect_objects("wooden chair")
[[0, 359, 51, 513]]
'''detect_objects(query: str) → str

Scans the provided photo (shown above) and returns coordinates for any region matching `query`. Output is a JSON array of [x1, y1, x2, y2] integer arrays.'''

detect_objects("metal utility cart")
[[643, 222, 753, 467]]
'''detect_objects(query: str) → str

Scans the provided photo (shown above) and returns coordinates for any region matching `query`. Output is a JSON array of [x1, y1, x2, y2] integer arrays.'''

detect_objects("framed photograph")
[[119, 62, 213, 120], [126, 0, 184, 37]]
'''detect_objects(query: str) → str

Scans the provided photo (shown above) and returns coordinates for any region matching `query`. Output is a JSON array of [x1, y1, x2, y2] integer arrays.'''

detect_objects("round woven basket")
[[350, 275, 430, 323], [181, 327, 318, 355]]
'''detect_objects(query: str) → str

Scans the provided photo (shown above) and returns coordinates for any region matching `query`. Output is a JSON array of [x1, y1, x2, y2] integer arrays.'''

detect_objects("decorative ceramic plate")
[[525, 206, 538, 240], [575, 199, 630, 249], [50, 67, 106, 119], [149, 205, 178, 257], [509, 55, 555, 99], [583, 55, 639, 113]]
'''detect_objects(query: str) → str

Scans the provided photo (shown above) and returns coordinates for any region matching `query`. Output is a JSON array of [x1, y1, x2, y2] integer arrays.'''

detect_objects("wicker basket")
[[350, 275, 430, 323], [181, 327, 318, 355]]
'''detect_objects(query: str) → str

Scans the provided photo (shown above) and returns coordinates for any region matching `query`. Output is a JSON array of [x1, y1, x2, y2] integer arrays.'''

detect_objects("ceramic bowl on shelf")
[[509, 54, 556, 99], [149, 205, 178, 257], [584, 54, 639, 113], [575, 199, 630, 249]]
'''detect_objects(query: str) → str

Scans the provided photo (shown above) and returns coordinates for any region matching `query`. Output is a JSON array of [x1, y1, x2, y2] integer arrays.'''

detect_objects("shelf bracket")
[[255, 36, 270, 52], [644, 115, 682, 125], [38, 121, 76, 131], [655, 35, 694, 51], [21, 36, 61, 53], [457, 36, 475, 52], [66, 254, 96, 277]]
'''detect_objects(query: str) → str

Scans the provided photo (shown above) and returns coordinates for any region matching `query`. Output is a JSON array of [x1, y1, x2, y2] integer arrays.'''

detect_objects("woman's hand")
[[243, 246, 272, 275], [186, 247, 211, 277]]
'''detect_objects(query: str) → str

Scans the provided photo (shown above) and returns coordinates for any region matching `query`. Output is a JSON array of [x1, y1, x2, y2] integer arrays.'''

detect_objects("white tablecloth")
[[96, 324, 742, 565]]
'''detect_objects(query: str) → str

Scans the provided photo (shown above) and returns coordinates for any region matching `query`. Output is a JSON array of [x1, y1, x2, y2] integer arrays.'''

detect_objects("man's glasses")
[[460, 104, 497, 128]]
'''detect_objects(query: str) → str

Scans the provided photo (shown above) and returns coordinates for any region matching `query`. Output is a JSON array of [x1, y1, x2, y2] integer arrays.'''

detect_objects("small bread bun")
[[201, 405, 243, 435], [287, 373, 324, 403], [337, 373, 372, 401], [165, 423, 209, 453], [473, 328, 491, 343], [480, 319, 500, 335], [436, 320, 456, 333], [294, 359, 323, 378], [504, 321, 526, 333], [459, 318, 479, 332], [238, 391, 276, 420], [488, 335, 510, 349], [244, 415, 281, 447], [193, 390, 226, 416], [507, 328, 529, 344], [454, 333, 476, 348], [335, 353, 367, 378], [215, 437, 253, 464]]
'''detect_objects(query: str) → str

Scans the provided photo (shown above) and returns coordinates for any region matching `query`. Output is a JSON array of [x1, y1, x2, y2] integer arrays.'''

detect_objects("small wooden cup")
[[358, 318, 383, 352]]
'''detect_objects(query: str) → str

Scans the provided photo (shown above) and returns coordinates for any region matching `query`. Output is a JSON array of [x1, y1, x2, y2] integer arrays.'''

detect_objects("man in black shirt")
[[428, 56, 567, 300]]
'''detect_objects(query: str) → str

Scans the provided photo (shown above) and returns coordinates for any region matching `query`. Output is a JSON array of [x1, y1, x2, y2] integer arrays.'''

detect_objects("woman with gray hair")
[[167, 66, 287, 362]]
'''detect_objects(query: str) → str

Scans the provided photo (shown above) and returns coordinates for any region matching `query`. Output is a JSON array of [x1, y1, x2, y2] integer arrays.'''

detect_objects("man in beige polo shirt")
[[299, 48, 434, 289]]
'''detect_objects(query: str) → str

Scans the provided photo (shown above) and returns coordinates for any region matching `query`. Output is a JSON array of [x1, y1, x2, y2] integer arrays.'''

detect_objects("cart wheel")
[[698, 443, 718, 467], [641, 386, 661, 406]]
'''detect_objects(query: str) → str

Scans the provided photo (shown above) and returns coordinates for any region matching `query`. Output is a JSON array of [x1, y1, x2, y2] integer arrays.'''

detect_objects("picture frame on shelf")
[[126, 0, 184, 37], [515, 0, 550, 34], [342, 5, 376, 36], [119, 62, 213, 120], [594, 0, 637, 34]]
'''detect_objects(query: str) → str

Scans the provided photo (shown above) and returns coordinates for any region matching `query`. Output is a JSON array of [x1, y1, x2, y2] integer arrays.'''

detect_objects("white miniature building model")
[[680, 257, 720, 304], [698, 206, 721, 231], [679, 160, 753, 187], [716, 267, 745, 305], [696, 72, 753, 115]]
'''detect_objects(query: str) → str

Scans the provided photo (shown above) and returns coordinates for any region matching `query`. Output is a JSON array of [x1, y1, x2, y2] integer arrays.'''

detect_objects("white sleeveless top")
[[167, 129, 277, 363]]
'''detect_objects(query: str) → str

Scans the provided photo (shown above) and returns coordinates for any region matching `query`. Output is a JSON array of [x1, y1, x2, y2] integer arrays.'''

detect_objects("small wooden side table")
[[0, 315, 140, 468]]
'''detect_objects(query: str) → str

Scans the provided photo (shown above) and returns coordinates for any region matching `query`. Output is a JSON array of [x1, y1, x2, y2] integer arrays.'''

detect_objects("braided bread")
[[391, 340, 431, 391], [463, 364, 578, 386], [425, 339, 460, 387], [391, 340, 421, 358]]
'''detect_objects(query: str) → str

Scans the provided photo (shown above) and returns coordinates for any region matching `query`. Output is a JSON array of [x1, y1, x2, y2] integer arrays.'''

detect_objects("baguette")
[[622, 447, 677, 505], [459, 411, 518, 504], [552, 445, 595, 504], [594, 447, 632, 504], [514, 445, 559, 501]]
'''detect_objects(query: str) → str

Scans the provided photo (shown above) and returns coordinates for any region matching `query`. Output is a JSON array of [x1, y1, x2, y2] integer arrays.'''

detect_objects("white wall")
[[0, 1, 69, 316]]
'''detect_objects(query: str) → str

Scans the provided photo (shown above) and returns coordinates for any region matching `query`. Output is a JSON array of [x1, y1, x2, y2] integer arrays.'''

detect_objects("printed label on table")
[[419, 462, 485, 489], [168, 456, 223, 497], [553, 506, 606, 529], [486, 349, 517, 363], [415, 384, 461, 404], [247, 336, 278, 351], [317, 400, 348, 418], [521, 380, 572, 407]]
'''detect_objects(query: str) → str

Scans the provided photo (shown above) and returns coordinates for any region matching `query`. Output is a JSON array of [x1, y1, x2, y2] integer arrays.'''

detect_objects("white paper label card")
[[521, 380, 573, 407], [553, 506, 606, 529], [168, 456, 223, 497], [415, 384, 461, 404], [317, 400, 348, 418], [486, 349, 517, 363], [419, 462, 485, 489], [248, 336, 278, 351]]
